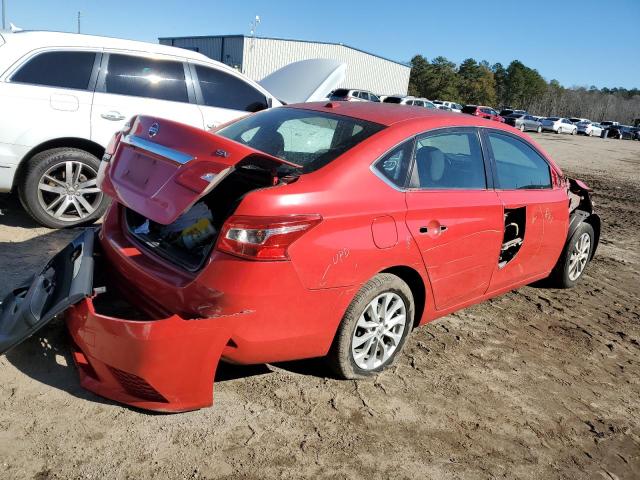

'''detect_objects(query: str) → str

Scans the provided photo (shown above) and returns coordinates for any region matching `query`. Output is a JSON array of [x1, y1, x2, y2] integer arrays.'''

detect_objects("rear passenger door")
[[91, 52, 203, 147], [483, 130, 568, 292], [405, 128, 503, 310], [189, 63, 270, 130]]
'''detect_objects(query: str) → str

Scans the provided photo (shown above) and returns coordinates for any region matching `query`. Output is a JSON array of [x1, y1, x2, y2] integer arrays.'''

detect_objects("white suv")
[[0, 31, 338, 227]]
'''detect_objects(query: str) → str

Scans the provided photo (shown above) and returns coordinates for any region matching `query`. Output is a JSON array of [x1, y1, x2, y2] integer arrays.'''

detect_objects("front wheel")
[[571, 128, 576, 135], [549, 222, 595, 288], [556, 127, 562, 134], [537, 126, 542, 133], [519, 124, 525, 132], [18, 148, 110, 228], [327, 273, 414, 379]]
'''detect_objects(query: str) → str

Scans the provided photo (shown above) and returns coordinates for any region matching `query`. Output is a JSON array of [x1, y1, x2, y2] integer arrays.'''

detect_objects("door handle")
[[101, 111, 126, 121], [418, 225, 448, 234]]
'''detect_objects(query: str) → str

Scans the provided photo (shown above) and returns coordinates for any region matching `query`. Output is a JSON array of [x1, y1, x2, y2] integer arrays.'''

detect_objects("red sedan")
[[0, 103, 600, 412]]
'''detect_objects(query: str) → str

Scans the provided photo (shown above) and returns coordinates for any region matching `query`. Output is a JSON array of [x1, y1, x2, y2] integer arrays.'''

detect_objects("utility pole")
[[2, 0, 6, 31], [77, 11, 81, 34]]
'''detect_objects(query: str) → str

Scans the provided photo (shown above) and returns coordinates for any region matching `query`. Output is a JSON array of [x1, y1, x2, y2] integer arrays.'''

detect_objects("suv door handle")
[[101, 111, 126, 121]]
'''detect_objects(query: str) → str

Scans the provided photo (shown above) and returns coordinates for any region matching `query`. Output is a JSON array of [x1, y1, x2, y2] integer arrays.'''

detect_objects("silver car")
[[541, 117, 577, 134], [577, 121, 604, 137], [504, 114, 542, 132]]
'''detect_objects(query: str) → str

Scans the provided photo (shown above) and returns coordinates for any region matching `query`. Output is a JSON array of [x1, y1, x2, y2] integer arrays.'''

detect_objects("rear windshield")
[[383, 97, 402, 104], [462, 105, 477, 113], [330, 89, 350, 97], [217, 107, 385, 173]]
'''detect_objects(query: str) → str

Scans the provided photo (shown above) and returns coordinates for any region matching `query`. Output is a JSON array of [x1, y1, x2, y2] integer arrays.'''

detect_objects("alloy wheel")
[[351, 292, 407, 370], [568, 232, 591, 281], [37, 161, 103, 222]]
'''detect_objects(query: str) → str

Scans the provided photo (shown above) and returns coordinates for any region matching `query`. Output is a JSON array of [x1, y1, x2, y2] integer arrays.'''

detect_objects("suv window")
[[195, 65, 268, 112], [413, 131, 486, 189], [374, 140, 414, 188], [12, 51, 96, 90], [487, 132, 551, 189], [104, 54, 188, 102]]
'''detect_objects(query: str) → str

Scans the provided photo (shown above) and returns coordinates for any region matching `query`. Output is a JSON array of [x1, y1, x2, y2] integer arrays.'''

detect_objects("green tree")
[[458, 58, 496, 105]]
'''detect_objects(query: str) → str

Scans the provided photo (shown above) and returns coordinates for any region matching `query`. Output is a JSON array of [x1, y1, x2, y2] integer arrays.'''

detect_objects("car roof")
[[288, 101, 515, 130], [0, 30, 213, 63]]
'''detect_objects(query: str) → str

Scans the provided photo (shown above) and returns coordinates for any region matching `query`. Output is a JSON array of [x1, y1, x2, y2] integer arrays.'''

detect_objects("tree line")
[[408, 55, 640, 124]]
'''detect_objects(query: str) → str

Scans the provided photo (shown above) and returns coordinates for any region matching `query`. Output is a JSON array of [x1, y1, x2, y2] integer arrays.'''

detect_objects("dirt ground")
[[0, 133, 638, 480]]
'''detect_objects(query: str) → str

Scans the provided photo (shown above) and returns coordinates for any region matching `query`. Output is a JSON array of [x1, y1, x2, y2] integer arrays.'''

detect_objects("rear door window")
[[487, 132, 551, 189], [104, 54, 188, 103], [11, 51, 96, 90], [412, 130, 487, 189], [195, 65, 268, 112]]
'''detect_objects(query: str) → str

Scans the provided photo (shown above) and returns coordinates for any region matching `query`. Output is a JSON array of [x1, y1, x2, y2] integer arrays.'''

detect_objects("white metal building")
[[158, 35, 410, 96]]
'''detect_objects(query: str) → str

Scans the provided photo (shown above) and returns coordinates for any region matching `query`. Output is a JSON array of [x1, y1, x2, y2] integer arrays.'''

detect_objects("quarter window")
[[195, 65, 268, 112], [12, 51, 96, 90], [374, 140, 414, 188], [412, 131, 486, 189], [487, 132, 552, 189], [105, 54, 188, 103]]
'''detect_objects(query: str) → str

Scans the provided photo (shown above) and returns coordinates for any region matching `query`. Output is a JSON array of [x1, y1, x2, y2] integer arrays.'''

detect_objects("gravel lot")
[[0, 133, 639, 480]]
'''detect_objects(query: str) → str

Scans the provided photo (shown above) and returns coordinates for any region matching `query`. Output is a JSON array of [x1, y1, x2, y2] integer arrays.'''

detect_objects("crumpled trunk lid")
[[98, 115, 293, 225]]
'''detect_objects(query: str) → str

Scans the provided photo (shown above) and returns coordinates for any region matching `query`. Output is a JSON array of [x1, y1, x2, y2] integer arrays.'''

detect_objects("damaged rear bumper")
[[66, 297, 238, 412]]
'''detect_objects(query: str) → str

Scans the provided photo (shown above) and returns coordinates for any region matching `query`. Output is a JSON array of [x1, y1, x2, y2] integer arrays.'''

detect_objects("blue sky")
[[5, 0, 639, 88]]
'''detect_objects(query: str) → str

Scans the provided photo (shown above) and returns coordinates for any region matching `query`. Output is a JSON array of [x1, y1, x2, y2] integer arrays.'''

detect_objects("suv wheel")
[[328, 273, 414, 379], [19, 148, 109, 228]]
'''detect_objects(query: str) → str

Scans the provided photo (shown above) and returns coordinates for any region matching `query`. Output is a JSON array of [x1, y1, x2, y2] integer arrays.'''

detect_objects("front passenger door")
[[405, 128, 503, 310]]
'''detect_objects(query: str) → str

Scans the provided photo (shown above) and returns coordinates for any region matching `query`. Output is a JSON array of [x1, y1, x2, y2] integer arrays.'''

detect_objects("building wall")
[[243, 37, 409, 96], [159, 36, 410, 96], [159, 36, 245, 69]]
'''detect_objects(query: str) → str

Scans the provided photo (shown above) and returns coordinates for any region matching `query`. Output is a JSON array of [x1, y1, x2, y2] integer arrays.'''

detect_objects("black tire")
[[18, 148, 109, 229], [556, 127, 562, 134], [571, 128, 576, 135], [327, 273, 414, 379], [548, 222, 595, 288]]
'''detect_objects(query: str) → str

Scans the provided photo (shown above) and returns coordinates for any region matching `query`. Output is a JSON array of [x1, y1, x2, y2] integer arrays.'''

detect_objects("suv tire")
[[19, 148, 109, 228]]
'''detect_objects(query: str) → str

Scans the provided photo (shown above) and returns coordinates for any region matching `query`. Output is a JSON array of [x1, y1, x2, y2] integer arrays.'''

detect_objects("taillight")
[[217, 214, 322, 261]]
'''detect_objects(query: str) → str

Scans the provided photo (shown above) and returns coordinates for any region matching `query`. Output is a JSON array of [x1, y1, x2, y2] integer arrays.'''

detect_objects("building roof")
[[158, 34, 410, 68]]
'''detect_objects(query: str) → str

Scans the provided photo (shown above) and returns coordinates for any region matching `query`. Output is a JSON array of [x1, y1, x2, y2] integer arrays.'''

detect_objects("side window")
[[370, 94, 380, 102], [373, 140, 413, 188], [487, 132, 551, 189], [413, 131, 486, 189], [105, 54, 188, 102], [11, 51, 96, 90], [195, 65, 268, 112]]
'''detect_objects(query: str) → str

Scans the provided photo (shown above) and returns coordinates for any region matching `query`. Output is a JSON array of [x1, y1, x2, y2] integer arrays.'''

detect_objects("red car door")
[[405, 128, 503, 310], [483, 130, 569, 293]]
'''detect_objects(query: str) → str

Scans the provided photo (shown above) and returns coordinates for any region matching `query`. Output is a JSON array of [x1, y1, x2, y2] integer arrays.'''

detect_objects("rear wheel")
[[537, 125, 542, 133], [571, 128, 576, 135], [327, 273, 414, 379], [18, 148, 109, 228], [549, 222, 595, 288], [556, 127, 562, 134]]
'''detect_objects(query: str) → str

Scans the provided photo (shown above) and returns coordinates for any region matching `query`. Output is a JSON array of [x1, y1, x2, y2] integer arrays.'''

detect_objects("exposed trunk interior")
[[124, 163, 278, 271]]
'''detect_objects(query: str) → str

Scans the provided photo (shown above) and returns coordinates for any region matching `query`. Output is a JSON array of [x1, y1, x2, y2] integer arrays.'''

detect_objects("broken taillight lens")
[[217, 215, 322, 261]]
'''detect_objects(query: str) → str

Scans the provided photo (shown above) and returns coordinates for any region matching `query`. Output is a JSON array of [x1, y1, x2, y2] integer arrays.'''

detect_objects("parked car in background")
[[541, 117, 577, 134], [499, 108, 527, 117], [0, 31, 341, 228], [607, 125, 635, 140], [329, 88, 381, 102], [532, 116, 546, 122], [0, 103, 600, 412], [462, 105, 505, 122], [576, 120, 603, 137], [569, 117, 588, 125], [503, 114, 542, 133], [382, 95, 414, 105], [435, 104, 452, 111], [433, 100, 463, 113], [632, 127, 640, 140], [405, 98, 437, 109], [600, 121, 618, 128]]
